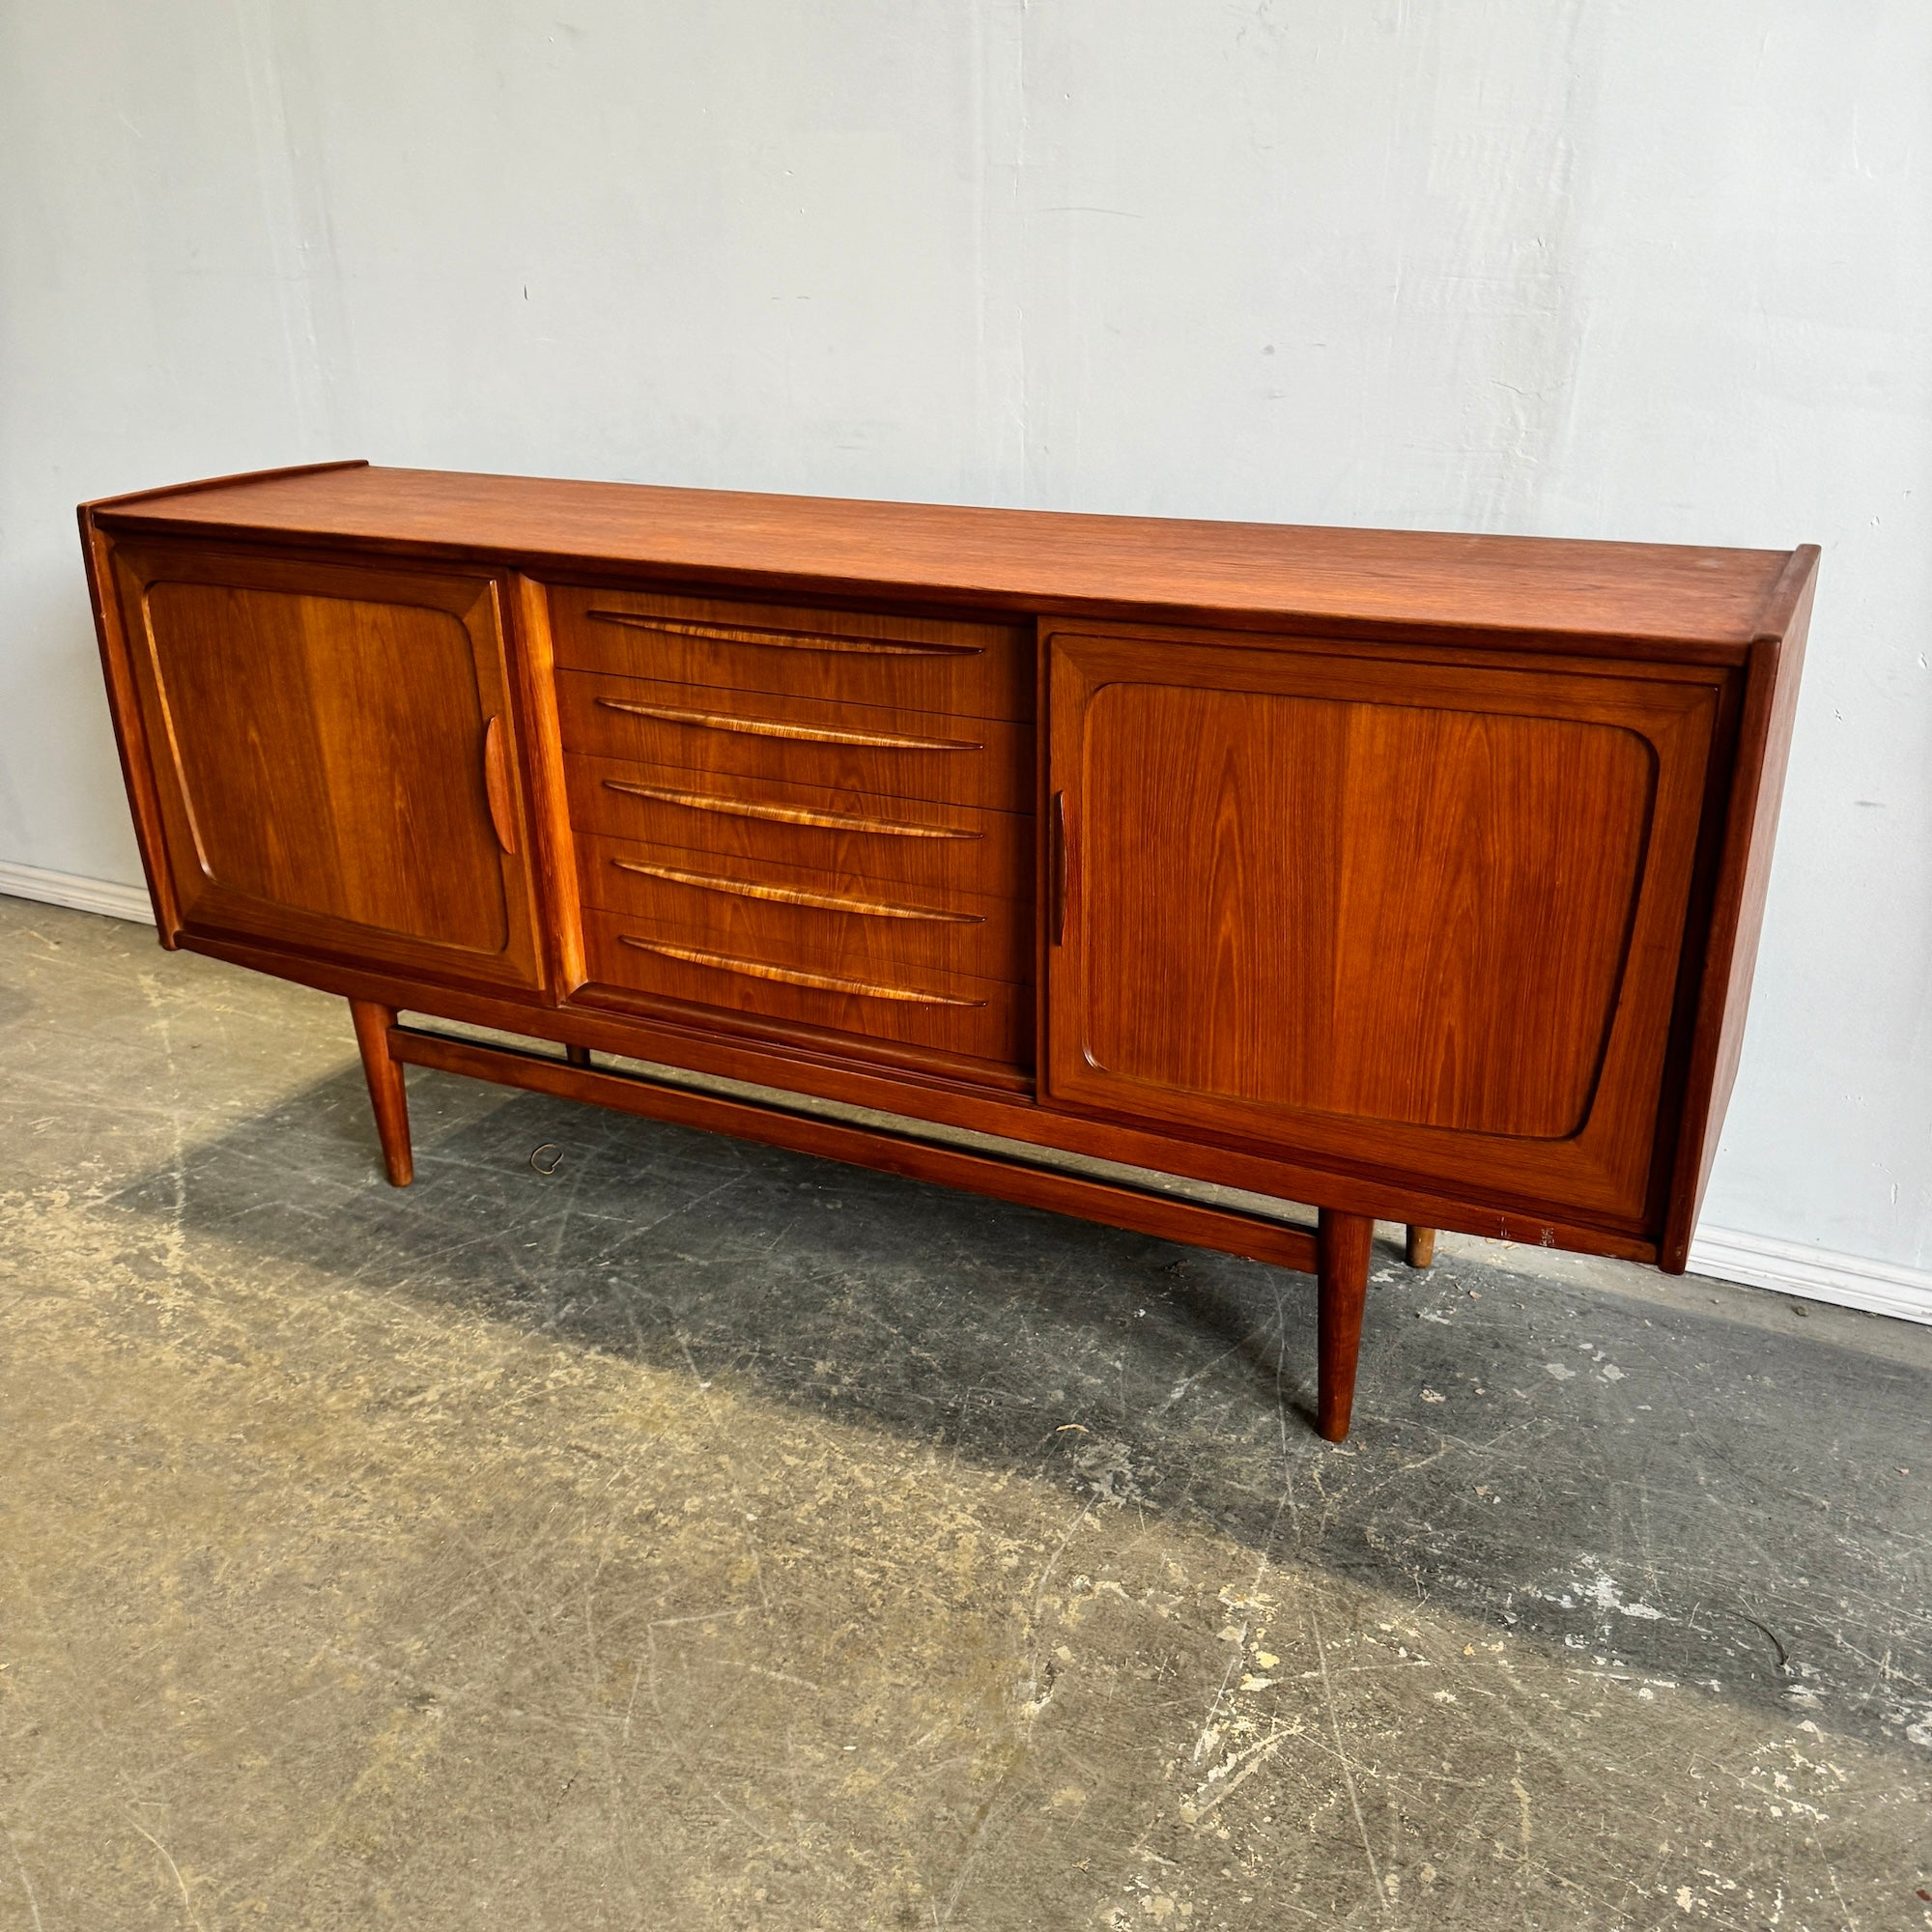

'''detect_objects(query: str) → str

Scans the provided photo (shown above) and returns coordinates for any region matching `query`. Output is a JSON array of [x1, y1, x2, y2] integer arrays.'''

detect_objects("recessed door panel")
[[114, 544, 544, 989], [1046, 633, 1720, 1225], [1079, 683, 1654, 1136]]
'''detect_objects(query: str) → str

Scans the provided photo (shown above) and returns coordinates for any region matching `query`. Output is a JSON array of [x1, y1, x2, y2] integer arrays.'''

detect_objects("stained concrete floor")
[[1, 895, 1927, 1931]]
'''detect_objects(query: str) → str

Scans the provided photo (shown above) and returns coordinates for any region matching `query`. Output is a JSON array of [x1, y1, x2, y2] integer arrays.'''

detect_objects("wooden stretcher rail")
[[386, 1023, 1322, 1279]]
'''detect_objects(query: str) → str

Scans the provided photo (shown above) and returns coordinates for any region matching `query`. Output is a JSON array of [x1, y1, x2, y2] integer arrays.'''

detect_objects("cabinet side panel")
[[1660, 551, 1819, 1269], [77, 513, 180, 939]]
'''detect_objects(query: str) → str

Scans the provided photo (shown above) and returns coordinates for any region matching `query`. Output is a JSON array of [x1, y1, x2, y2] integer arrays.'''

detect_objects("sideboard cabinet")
[[80, 463, 1815, 1439]]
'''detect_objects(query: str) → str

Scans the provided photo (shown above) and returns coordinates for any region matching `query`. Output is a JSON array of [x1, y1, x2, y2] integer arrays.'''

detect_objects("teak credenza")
[[79, 462, 1816, 1440]]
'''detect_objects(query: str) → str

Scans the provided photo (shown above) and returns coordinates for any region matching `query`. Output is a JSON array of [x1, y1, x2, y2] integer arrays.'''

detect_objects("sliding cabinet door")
[[1045, 630, 1722, 1229], [111, 542, 544, 990]]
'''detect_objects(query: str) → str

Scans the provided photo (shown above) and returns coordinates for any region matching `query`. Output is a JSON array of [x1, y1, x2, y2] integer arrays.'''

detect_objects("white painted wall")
[[3, 2, 1927, 1288]]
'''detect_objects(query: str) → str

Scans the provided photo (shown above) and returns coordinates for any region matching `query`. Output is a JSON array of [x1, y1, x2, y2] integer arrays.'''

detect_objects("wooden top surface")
[[91, 461, 1812, 650]]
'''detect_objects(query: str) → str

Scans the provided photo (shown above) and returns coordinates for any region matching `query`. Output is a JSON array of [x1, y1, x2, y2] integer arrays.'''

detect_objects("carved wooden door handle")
[[482, 714, 517, 855], [1050, 790, 1069, 945]]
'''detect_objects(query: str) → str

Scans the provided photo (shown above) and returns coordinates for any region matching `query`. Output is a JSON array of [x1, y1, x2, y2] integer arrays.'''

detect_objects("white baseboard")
[[2, 858, 1926, 1326], [1689, 1224, 1932, 1325], [0, 859, 156, 925]]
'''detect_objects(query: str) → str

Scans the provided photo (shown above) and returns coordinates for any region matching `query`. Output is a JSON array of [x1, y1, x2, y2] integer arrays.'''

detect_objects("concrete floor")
[[1, 895, 1926, 1930]]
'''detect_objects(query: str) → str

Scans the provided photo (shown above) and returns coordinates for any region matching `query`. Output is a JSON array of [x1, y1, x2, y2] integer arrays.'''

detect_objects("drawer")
[[577, 832, 1031, 984], [564, 753, 1033, 903], [581, 906, 1029, 1067], [547, 583, 1032, 722], [557, 669, 1032, 812]]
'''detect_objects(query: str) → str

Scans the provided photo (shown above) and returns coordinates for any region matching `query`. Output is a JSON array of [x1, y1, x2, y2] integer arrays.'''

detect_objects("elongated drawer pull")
[[617, 935, 987, 1008], [594, 696, 982, 753], [602, 779, 983, 841], [589, 611, 980, 658], [611, 857, 984, 923]]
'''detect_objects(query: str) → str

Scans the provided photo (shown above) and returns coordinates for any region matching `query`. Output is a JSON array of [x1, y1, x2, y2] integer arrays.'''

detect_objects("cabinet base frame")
[[357, 1008, 1390, 1441], [188, 927, 1660, 1268]]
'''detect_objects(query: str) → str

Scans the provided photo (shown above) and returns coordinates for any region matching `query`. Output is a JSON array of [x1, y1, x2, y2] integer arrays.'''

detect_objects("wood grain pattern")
[[98, 465, 1795, 655], [558, 670, 1031, 810], [1079, 685, 1652, 1136], [1046, 629, 1722, 1224], [144, 578, 510, 941], [109, 542, 545, 991], [548, 582, 1031, 720]]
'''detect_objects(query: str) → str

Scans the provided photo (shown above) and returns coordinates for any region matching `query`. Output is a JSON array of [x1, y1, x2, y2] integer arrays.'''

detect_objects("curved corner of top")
[[79, 458, 373, 521]]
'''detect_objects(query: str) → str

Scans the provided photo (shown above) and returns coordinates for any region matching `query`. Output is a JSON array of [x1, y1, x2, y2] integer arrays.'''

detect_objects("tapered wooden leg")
[[564, 1043, 593, 1068], [1406, 1225, 1436, 1269], [1317, 1208, 1374, 1442], [349, 999, 412, 1186]]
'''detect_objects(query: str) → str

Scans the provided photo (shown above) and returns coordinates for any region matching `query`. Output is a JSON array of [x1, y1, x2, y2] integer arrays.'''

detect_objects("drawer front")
[[577, 832, 1030, 984], [548, 584, 1031, 721], [558, 669, 1031, 810], [565, 753, 1033, 903], [582, 906, 1027, 1065]]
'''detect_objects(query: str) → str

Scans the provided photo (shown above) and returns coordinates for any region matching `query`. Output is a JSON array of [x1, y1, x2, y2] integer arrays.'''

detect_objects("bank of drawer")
[[565, 753, 1033, 903], [582, 906, 1028, 1066], [577, 832, 1031, 985], [557, 669, 1031, 811], [548, 583, 1031, 722]]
